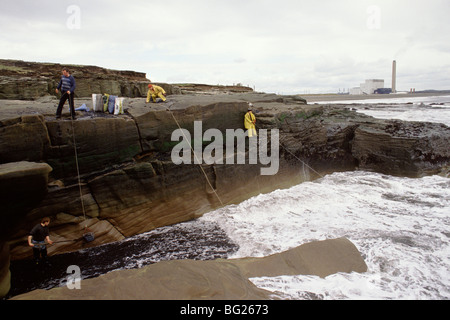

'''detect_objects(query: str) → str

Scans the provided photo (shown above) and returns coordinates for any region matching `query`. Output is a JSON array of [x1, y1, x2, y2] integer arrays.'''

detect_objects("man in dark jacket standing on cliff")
[[55, 67, 76, 120], [28, 217, 53, 265]]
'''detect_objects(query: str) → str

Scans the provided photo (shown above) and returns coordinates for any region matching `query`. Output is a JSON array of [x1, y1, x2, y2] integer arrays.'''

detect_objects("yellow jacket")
[[146, 85, 167, 102], [244, 111, 256, 129]]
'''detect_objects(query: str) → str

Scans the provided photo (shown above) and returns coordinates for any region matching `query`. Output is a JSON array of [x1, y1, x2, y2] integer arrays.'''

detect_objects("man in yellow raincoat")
[[146, 84, 167, 103], [244, 103, 257, 137]]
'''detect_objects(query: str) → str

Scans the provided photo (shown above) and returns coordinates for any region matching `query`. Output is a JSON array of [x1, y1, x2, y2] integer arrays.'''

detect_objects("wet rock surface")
[[1, 93, 448, 262], [10, 237, 367, 300], [6, 220, 239, 299]]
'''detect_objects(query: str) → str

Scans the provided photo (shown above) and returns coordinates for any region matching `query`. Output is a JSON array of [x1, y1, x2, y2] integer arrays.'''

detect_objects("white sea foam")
[[355, 103, 450, 126], [176, 96, 449, 299], [313, 95, 450, 126], [200, 171, 450, 299], [311, 94, 450, 106], [198, 97, 450, 299], [88, 96, 449, 299]]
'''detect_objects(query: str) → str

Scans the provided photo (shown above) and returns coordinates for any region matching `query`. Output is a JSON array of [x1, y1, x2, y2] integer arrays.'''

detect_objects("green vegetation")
[[277, 108, 323, 123], [0, 64, 29, 74]]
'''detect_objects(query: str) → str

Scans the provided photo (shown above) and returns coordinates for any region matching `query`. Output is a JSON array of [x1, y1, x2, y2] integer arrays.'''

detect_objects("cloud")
[[0, 0, 449, 93]]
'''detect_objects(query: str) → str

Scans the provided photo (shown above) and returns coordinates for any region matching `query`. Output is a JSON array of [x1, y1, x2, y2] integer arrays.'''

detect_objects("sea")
[[8, 95, 450, 300]]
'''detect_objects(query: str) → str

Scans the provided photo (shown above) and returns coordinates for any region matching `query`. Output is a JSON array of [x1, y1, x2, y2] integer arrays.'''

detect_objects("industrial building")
[[349, 60, 397, 95], [349, 79, 384, 95]]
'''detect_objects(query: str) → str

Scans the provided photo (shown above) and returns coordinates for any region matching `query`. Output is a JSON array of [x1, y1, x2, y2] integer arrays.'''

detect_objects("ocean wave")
[[200, 171, 450, 299]]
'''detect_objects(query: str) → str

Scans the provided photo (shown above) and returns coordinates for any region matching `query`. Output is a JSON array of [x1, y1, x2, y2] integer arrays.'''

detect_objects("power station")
[[349, 60, 397, 95]]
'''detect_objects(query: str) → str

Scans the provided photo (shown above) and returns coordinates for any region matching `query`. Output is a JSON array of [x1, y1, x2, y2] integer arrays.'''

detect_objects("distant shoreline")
[[304, 91, 450, 103]]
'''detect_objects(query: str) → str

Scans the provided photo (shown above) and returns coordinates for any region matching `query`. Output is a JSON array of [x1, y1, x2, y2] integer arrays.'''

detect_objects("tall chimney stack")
[[392, 60, 397, 93]]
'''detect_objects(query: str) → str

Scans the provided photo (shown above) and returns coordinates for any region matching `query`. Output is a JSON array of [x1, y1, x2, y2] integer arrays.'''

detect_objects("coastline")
[[304, 91, 450, 103], [1, 90, 449, 300]]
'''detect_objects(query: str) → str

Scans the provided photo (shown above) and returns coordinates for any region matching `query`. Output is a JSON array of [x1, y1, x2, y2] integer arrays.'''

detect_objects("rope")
[[255, 123, 325, 179], [279, 142, 325, 179], [167, 104, 225, 206], [68, 93, 88, 230], [166, 103, 325, 207]]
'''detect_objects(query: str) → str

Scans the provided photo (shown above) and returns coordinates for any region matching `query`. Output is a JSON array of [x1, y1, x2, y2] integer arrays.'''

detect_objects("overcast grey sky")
[[0, 0, 449, 94]]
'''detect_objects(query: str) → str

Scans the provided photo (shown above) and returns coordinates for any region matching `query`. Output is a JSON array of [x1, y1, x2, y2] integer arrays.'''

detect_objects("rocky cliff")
[[0, 59, 171, 99], [0, 59, 255, 100], [2, 93, 448, 259], [0, 62, 449, 299]]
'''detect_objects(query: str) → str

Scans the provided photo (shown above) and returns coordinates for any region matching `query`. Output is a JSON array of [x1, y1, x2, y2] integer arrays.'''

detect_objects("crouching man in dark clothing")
[[28, 217, 54, 265]]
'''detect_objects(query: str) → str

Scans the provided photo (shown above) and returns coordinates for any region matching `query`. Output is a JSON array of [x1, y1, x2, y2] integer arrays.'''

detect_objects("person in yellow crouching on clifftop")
[[146, 84, 167, 103], [244, 103, 257, 137]]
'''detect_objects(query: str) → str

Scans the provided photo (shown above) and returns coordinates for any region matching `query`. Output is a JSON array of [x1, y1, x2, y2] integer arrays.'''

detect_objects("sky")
[[0, 0, 449, 94]]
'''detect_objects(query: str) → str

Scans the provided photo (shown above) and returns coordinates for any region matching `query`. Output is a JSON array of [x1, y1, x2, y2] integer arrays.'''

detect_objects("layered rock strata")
[[0, 92, 449, 298], [0, 59, 177, 99], [0, 59, 255, 100], [0, 161, 53, 296], [2, 93, 449, 260]]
